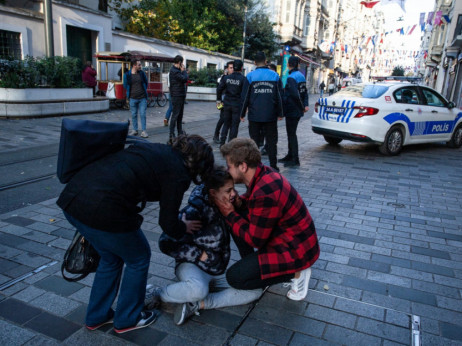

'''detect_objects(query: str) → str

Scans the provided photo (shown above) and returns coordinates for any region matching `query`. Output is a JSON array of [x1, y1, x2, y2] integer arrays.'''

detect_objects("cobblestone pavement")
[[0, 98, 461, 345]]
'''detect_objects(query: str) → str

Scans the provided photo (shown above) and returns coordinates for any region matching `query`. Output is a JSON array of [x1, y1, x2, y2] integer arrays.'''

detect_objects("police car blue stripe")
[[345, 101, 356, 123], [384, 112, 461, 136], [320, 98, 326, 120], [341, 100, 350, 122]]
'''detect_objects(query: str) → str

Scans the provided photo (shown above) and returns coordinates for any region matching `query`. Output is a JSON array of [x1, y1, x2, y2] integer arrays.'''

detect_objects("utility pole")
[[241, 4, 248, 61], [44, 0, 54, 57]]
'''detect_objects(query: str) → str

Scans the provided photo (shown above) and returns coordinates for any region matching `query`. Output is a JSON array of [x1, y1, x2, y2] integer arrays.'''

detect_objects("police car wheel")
[[379, 126, 403, 156], [323, 135, 343, 145], [446, 124, 462, 148]]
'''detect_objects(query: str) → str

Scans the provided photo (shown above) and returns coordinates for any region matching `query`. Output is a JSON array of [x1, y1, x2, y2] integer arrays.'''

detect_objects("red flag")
[[408, 24, 417, 35], [360, 1, 380, 8]]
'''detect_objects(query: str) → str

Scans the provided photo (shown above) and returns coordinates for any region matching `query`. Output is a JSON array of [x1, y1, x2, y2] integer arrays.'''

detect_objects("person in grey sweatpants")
[[144, 168, 262, 325]]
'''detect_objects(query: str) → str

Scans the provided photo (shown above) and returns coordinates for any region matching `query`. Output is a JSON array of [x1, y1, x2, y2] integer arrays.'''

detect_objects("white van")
[[341, 77, 362, 88]]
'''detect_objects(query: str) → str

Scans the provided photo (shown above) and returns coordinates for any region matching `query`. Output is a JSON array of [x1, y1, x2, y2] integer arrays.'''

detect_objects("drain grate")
[[387, 202, 406, 208]]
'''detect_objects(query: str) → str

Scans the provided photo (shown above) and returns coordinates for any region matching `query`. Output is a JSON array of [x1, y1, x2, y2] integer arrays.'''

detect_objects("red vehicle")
[[94, 51, 174, 108]]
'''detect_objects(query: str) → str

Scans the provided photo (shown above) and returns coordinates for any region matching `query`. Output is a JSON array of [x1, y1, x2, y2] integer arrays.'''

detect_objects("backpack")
[[57, 119, 131, 184]]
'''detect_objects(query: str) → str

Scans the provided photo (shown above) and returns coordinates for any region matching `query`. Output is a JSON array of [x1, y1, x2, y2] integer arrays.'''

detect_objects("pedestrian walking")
[[144, 167, 262, 326], [57, 134, 214, 334], [82, 61, 97, 96], [124, 59, 149, 138], [169, 55, 189, 142], [216, 138, 320, 300], [216, 60, 246, 145], [240, 51, 283, 171], [319, 81, 325, 98], [164, 74, 172, 126], [213, 61, 234, 143], [328, 79, 335, 96], [279, 56, 308, 167]]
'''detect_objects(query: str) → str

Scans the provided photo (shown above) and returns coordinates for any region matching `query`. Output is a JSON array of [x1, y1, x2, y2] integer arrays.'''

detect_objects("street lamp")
[[241, 4, 248, 61]]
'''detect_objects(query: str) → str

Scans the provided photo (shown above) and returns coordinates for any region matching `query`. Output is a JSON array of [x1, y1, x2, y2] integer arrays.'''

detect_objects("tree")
[[391, 66, 405, 76], [109, 0, 278, 58]]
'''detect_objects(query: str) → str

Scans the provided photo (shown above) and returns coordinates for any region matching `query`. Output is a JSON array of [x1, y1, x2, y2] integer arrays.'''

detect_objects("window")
[[207, 63, 217, 70], [454, 14, 462, 41], [336, 85, 389, 99], [162, 62, 173, 73], [186, 60, 197, 71], [394, 88, 420, 104], [98, 0, 108, 12], [304, 14, 310, 36], [285, 0, 291, 23], [421, 88, 446, 107], [0, 29, 21, 59]]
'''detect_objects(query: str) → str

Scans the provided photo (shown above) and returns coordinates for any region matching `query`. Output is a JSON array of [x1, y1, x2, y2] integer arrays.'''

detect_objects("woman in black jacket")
[[57, 134, 214, 334], [144, 168, 262, 325]]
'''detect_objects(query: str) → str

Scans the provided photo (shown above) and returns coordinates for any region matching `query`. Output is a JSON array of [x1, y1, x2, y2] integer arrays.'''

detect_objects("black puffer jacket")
[[159, 184, 231, 275], [169, 65, 188, 97]]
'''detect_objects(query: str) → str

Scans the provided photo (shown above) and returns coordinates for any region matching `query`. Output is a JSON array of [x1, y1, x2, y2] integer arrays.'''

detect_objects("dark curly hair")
[[171, 134, 214, 185], [204, 166, 233, 193]]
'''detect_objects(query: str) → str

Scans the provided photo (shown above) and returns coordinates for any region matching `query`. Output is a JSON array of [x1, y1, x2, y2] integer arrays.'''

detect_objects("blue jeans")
[[129, 98, 147, 131], [165, 93, 172, 120], [158, 262, 262, 310], [64, 212, 151, 329], [320, 90, 324, 98]]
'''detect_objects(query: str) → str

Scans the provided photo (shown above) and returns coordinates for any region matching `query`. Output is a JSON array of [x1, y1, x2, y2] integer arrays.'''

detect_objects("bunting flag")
[[420, 12, 426, 31], [400, 27, 404, 35], [427, 11, 434, 24], [434, 11, 442, 26], [408, 24, 416, 35], [443, 15, 451, 24], [381, 0, 406, 12], [360, 0, 380, 8]]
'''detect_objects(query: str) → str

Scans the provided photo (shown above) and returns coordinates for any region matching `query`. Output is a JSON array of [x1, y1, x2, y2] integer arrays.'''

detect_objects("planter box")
[[0, 88, 108, 118], [0, 88, 92, 102], [186, 86, 216, 101]]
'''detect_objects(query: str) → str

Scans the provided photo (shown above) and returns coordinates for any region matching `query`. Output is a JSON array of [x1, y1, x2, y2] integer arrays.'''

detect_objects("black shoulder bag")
[[61, 231, 100, 282]]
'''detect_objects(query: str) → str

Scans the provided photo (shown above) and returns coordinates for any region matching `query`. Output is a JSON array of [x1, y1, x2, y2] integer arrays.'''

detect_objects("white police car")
[[311, 82, 462, 155]]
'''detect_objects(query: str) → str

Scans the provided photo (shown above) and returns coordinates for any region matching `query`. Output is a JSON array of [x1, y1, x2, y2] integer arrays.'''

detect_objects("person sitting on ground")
[[215, 138, 320, 301], [144, 167, 262, 325]]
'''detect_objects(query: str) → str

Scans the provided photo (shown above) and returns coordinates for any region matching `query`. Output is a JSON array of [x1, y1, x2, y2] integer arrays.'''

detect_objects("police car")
[[311, 82, 462, 155]]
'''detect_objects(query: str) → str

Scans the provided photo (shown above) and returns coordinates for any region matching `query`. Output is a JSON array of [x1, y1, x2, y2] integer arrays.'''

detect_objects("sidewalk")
[[0, 98, 462, 345]]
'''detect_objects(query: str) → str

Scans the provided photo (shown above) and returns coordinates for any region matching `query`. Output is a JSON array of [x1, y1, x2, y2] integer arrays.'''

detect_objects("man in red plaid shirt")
[[216, 138, 320, 300]]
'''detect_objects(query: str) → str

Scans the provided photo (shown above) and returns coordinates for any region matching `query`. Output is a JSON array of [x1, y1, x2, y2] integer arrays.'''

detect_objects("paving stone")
[[34, 275, 84, 297], [356, 316, 411, 344], [361, 291, 411, 313], [12, 286, 47, 302], [433, 275, 462, 289], [29, 292, 80, 317], [440, 322, 462, 341], [323, 324, 382, 346], [319, 237, 355, 249], [259, 292, 309, 314], [289, 333, 336, 346], [306, 289, 336, 308], [334, 297, 385, 321], [436, 296, 462, 312], [428, 231, 462, 242], [305, 304, 356, 329], [2, 216, 36, 227], [238, 317, 293, 345], [0, 232, 30, 247], [1, 223, 32, 236], [411, 302, 462, 325], [354, 243, 391, 256], [24, 311, 81, 342], [421, 333, 462, 346], [419, 317, 440, 335], [27, 222, 60, 234], [385, 310, 410, 328], [349, 257, 390, 273], [23, 335, 61, 346], [17, 241, 64, 260], [11, 252, 51, 268], [20, 231, 58, 244], [390, 266, 433, 282], [411, 246, 451, 260], [0, 298, 43, 324], [375, 239, 410, 252], [250, 304, 326, 338], [333, 247, 371, 260], [0, 319, 36, 345], [411, 261, 455, 277], [68, 286, 91, 304], [325, 262, 367, 279]]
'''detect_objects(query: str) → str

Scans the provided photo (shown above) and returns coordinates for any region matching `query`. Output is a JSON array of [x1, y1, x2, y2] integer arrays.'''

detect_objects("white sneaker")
[[129, 130, 138, 136], [286, 267, 311, 301], [140, 131, 149, 138]]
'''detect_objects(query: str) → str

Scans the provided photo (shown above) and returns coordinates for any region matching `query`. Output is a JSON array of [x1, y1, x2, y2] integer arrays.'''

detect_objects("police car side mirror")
[[447, 101, 455, 109]]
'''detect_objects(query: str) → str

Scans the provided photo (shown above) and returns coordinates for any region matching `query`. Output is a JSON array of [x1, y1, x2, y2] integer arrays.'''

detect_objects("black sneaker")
[[114, 310, 158, 334], [260, 146, 268, 156], [173, 302, 200, 325], [278, 155, 292, 163], [284, 160, 300, 167], [144, 286, 162, 310]]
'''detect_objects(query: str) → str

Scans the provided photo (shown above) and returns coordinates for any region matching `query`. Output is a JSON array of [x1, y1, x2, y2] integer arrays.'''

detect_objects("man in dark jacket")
[[213, 61, 234, 143], [279, 56, 309, 167], [240, 51, 283, 171], [169, 55, 189, 142], [57, 135, 214, 334], [216, 60, 246, 145]]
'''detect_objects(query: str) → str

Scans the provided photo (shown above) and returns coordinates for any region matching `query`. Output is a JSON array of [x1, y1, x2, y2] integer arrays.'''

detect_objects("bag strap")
[[61, 231, 93, 282], [61, 262, 91, 282]]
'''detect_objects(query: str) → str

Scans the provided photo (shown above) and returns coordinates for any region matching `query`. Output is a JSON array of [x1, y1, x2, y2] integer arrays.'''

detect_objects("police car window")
[[421, 88, 446, 107], [394, 88, 420, 105], [335, 85, 388, 99]]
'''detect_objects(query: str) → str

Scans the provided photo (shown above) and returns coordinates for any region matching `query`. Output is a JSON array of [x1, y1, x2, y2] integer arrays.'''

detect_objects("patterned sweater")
[[159, 184, 231, 275]]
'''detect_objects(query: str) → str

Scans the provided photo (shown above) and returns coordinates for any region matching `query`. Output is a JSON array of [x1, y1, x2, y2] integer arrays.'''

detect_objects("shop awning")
[[292, 52, 321, 67]]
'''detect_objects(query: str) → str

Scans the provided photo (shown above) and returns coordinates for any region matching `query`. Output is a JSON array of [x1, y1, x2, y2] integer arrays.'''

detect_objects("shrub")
[[188, 67, 222, 87], [0, 56, 85, 88]]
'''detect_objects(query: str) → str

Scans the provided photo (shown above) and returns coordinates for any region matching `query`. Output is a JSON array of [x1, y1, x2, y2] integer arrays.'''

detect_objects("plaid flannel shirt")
[[226, 164, 320, 279]]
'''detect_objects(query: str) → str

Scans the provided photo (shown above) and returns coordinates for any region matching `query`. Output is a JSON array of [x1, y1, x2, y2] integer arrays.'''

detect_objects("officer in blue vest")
[[279, 56, 309, 167]]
